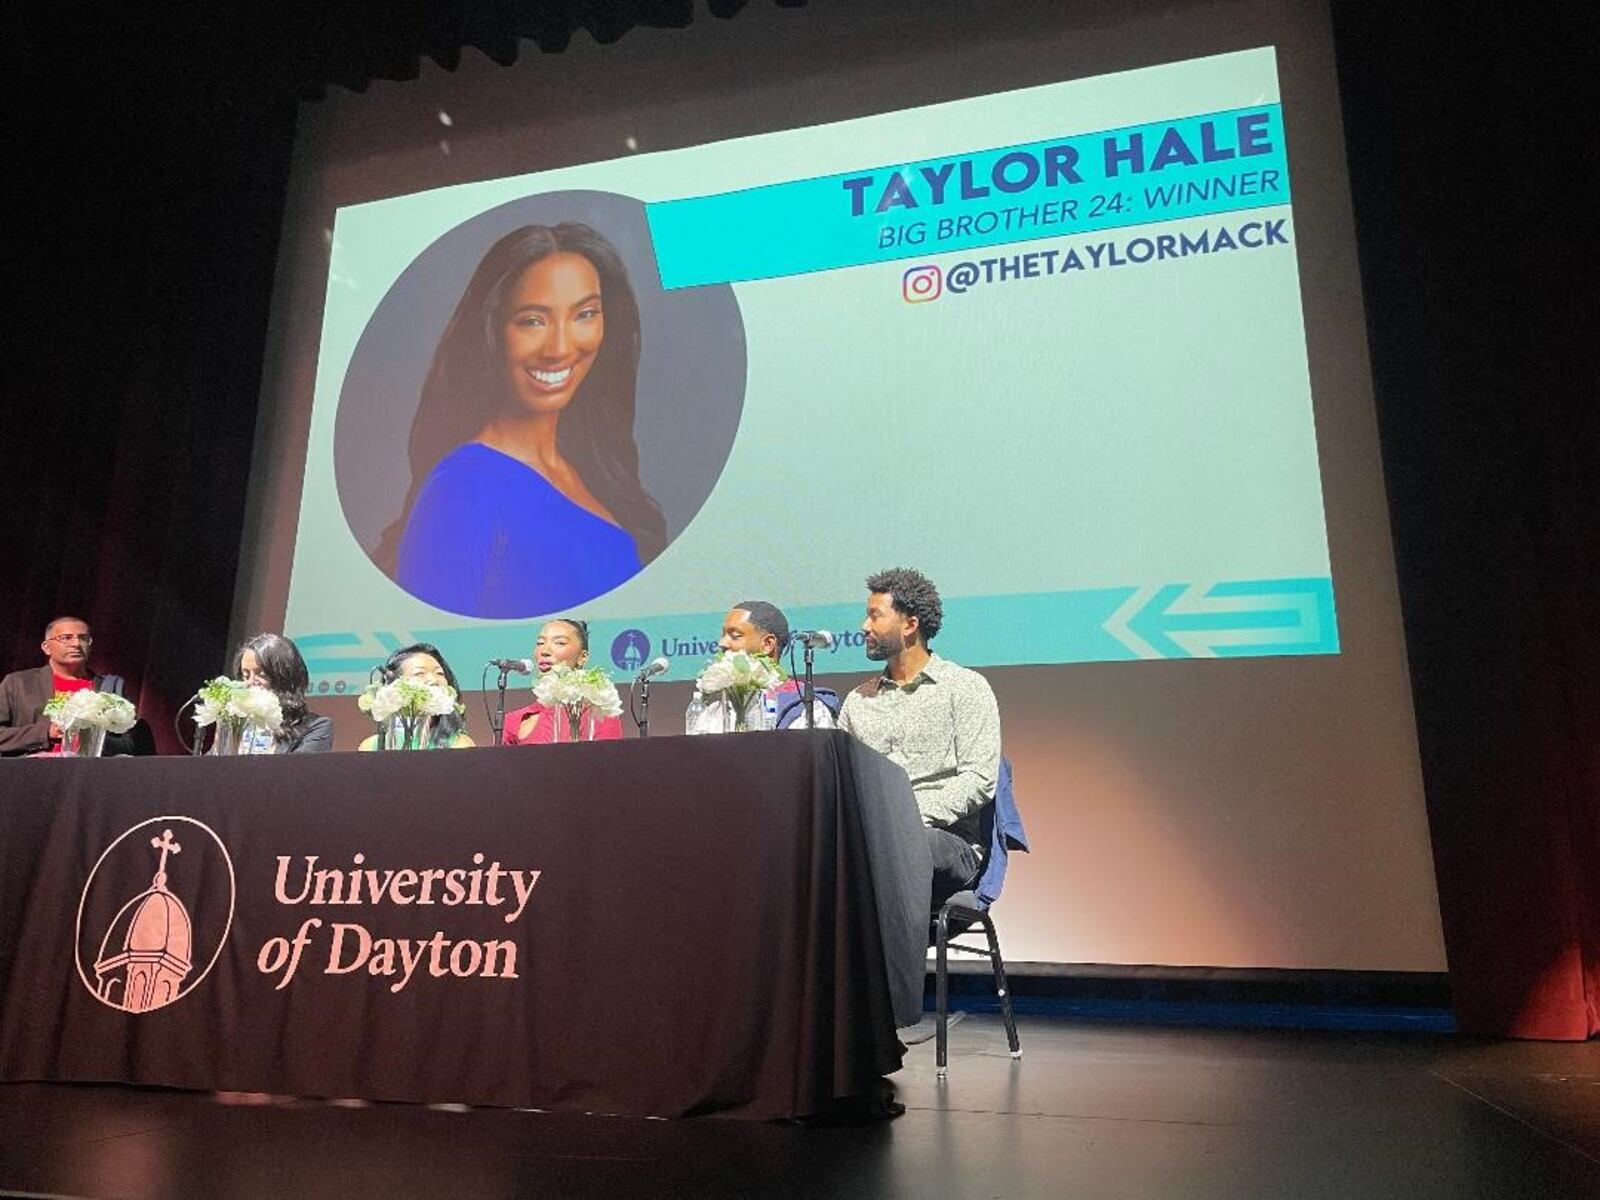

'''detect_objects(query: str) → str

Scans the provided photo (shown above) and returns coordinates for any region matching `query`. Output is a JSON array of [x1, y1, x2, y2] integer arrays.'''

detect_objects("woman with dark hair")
[[230, 633, 334, 753], [378, 222, 667, 618], [357, 642, 475, 750], [501, 618, 625, 745]]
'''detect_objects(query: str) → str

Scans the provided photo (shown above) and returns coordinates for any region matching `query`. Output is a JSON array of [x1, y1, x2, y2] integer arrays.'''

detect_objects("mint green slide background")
[[284, 47, 1336, 688]]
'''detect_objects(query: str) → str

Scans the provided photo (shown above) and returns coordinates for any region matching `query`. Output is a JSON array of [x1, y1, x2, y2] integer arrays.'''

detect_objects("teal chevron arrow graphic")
[[295, 630, 417, 677], [1103, 578, 1338, 659]]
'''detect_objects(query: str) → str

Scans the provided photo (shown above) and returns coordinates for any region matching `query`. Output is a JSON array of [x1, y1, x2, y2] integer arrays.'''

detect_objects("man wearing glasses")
[[0, 617, 146, 756]]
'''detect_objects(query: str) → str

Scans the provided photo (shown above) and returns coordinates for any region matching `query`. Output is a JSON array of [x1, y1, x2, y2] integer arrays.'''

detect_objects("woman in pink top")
[[501, 618, 625, 744]]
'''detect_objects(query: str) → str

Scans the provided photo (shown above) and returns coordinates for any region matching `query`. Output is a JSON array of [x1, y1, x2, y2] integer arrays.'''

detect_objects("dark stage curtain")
[[1, 1, 802, 751], [4, 11, 301, 752], [274, 0, 808, 97], [1330, 4, 1599, 1038], [5, 0, 1594, 1037]]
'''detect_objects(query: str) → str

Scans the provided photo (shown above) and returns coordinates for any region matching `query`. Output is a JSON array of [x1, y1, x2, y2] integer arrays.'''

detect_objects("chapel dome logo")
[[610, 629, 650, 673], [75, 816, 236, 1014]]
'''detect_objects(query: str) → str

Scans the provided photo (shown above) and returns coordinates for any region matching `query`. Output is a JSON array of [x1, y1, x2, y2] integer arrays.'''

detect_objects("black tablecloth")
[[0, 731, 931, 1119]]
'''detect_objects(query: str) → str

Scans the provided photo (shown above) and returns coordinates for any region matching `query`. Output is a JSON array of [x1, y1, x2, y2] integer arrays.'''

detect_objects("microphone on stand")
[[173, 693, 205, 756], [634, 656, 670, 682], [488, 657, 536, 674], [487, 658, 534, 743], [789, 634, 833, 728], [632, 657, 669, 739]]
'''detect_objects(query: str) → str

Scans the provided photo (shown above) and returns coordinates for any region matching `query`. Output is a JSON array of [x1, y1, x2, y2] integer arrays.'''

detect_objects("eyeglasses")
[[48, 634, 93, 645]]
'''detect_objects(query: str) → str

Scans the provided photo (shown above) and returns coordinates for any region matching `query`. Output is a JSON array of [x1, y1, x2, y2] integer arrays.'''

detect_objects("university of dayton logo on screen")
[[74, 817, 236, 1014], [611, 628, 651, 672]]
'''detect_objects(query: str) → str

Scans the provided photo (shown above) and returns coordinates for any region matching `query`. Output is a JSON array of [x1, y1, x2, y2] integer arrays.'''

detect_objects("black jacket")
[[280, 713, 335, 754]]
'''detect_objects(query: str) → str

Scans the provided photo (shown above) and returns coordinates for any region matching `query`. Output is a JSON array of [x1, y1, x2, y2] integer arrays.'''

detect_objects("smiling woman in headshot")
[[376, 222, 667, 618]]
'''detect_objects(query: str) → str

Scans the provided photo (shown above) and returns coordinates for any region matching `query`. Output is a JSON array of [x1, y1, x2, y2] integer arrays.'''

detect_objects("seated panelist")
[[836, 568, 1001, 908], [502, 619, 625, 745], [229, 632, 333, 754], [686, 601, 837, 732], [0, 615, 153, 756], [358, 643, 475, 750]]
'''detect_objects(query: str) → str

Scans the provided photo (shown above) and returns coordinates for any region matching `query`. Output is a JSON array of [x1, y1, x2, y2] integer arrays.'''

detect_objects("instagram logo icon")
[[902, 264, 943, 303]]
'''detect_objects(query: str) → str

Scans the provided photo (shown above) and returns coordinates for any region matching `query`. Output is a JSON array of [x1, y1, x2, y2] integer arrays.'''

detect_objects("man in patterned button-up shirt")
[[837, 568, 1001, 906]]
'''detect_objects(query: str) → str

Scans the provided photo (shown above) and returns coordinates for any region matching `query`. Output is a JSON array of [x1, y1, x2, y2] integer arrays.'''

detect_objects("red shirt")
[[501, 701, 625, 745], [44, 674, 94, 751]]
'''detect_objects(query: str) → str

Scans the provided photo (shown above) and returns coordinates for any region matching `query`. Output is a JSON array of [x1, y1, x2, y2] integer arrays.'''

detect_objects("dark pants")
[[927, 826, 982, 909]]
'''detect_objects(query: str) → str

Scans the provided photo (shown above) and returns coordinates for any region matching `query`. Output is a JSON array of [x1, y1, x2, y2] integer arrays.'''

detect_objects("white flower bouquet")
[[193, 676, 282, 754], [358, 679, 462, 723], [532, 664, 622, 741], [695, 651, 785, 732], [193, 677, 283, 733], [358, 678, 462, 749], [43, 690, 137, 733]]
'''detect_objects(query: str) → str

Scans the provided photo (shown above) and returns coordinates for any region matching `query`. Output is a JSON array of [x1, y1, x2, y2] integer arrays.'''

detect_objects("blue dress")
[[397, 443, 643, 618]]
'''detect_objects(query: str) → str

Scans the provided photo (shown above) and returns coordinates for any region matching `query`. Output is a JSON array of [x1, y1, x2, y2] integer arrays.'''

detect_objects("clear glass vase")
[[554, 704, 598, 741], [60, 726, 107, 757], [718, 690, 767, 733], [386, 714, 436, 750], [214, 722, 272, 755]]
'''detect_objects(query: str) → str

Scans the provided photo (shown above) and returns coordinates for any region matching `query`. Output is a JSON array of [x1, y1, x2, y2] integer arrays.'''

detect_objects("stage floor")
[[1, 1016, 1595, 1198]]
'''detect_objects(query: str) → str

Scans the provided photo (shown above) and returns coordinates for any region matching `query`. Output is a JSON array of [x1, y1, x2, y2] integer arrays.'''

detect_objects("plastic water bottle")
[[762, 690, 779, 731], [684, 690, 706, 736]]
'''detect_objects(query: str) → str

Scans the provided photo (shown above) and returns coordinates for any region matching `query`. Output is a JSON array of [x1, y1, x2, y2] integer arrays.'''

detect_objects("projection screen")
[[237, 0, 1445, 973]]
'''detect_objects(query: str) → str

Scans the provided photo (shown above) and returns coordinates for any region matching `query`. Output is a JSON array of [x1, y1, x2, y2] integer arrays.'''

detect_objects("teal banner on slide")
[[294, 577, 1336, 690], [646, 105, 1288, 288]]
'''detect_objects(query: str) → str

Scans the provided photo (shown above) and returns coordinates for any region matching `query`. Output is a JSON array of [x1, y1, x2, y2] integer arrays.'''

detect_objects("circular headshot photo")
[[335, 191, 747, 619]]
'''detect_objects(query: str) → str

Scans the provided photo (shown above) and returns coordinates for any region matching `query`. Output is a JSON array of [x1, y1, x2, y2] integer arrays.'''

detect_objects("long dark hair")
[[229, 633, 312, 734], [375, 222, 666, 572], [376, 642, 467, 748]]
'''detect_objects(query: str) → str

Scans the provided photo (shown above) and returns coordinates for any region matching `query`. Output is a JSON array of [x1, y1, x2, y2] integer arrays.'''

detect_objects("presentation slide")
[[287, 46, 1336, 689], [246, 0, 1444, 973]]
